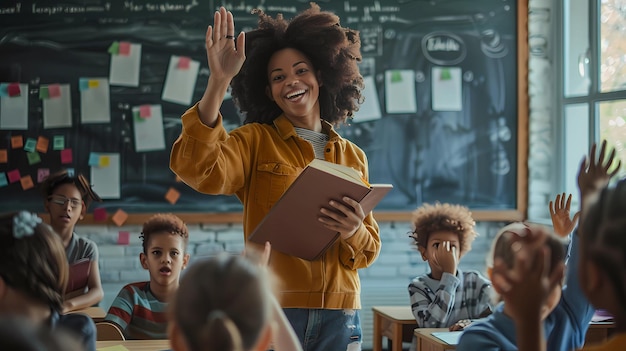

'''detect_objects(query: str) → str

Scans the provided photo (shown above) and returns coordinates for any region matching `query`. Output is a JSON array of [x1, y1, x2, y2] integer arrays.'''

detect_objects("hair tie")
[[13, 211, 42, 239]]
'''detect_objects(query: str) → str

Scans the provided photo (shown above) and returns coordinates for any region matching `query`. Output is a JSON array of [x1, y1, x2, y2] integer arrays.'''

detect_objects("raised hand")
[[578, 140, 621, 204], [549, 193, 580, 237], [205, 7, 246, 82], [433, 241, 458, 275]]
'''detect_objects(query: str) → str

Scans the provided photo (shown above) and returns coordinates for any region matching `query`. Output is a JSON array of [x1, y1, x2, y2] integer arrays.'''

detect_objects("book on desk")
[[248, 159, 393, 261]]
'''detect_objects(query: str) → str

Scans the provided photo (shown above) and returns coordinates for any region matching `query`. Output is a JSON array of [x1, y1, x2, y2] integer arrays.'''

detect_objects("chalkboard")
[[0, 0, 528, 223]]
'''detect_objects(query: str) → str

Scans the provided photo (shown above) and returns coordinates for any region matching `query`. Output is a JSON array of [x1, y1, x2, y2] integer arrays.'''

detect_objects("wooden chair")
[[95, 321, 125, 341]]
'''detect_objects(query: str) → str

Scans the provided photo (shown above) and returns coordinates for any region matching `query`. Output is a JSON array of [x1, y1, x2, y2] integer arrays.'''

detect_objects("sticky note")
[[39, 86, 49, 99], [88, 80, 100, 88], [93, 207, 107, 222], [37, 168, 50, 183], [117, 231, 130, 245], [0, 83, 7, 97], [7, 83, 21, 97], [48, 84, 61, 98], [119, 41, 131, 55], [88, 152, 100, 166], [66, 168, 75, 177], [11, 135, 23, 148], [20, 175, 34, 190], [27, 152, 41, 165], [7, 169, 20, 183], [79, 78, 90, 91], [107, 41, 120, 55], [53, 136, 65, 150], [61, 148, 73, 164], [99, 155, 110, 167], [165, 187, 180, 204], [36, 136, 49, 153], [24, 138, 36, 153], [139, 104, 151, 118], [111, 209, 128, 227], [0, 149, 7, 163], [0, 173, 7, 187], [177, 56, 191, 69], [97, 345, 130, 351]]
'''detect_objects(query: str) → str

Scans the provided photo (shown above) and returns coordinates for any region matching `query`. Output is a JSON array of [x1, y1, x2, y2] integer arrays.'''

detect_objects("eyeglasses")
[[48, 196, 83, 209]]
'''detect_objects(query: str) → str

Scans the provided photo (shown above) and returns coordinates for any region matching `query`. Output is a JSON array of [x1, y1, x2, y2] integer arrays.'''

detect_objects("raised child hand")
[[433, 241, 458, 275], [578, 140, 621, 205], [549, 193, 580, 237]]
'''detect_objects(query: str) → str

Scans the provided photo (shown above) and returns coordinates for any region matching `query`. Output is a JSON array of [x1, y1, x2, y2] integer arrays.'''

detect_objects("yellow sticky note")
[[99, 155, 110, 167], [97, 345, 130, 351], [88, 80, 100, 88]]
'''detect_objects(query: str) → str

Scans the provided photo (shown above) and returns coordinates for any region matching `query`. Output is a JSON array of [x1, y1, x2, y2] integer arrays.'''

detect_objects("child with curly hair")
[[408, 203, 492, 330], [105, 213, 190, 339], [40, 169, 103, 313], [170, 5, 378, 350]]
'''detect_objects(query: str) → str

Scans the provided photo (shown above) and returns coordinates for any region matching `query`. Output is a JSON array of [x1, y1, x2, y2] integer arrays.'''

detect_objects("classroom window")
[[560, 0, 626, 197]]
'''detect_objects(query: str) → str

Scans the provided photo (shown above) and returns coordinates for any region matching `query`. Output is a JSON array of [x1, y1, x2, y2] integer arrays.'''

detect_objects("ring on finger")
[[224, 34, 235, 40]]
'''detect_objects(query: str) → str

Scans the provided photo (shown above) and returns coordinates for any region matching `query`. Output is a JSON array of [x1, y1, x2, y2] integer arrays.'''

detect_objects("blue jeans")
[[283, 308, 362, 351]]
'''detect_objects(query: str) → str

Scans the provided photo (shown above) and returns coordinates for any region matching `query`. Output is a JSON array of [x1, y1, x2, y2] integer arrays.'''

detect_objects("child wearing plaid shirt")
[[408, 203, 492, 330]]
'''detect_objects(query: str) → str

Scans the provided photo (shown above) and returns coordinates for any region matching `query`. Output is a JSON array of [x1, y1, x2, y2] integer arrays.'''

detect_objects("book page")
[[308, 159, 365, 186]]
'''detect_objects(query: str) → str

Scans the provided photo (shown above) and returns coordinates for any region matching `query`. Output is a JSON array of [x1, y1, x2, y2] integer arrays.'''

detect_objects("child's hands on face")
[[433, 241, 458, 275], [491, 226, 565, 323], [549, 192, 580, 238]]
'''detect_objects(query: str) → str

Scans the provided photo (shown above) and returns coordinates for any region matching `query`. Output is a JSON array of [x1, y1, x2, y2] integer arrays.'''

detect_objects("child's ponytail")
[[198, 311, 244, 351]]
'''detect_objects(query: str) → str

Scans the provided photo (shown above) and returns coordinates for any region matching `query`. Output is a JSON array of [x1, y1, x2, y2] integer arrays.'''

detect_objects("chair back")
[[95, 321, 125, 341]]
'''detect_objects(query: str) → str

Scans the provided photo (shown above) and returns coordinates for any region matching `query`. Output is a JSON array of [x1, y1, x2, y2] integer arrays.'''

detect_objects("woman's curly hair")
[[409, 203, 477, 255], [231, 3, 364, 126]]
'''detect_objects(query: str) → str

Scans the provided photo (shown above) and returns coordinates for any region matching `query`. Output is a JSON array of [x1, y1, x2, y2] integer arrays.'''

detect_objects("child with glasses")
[[40, 169, 103, 313]]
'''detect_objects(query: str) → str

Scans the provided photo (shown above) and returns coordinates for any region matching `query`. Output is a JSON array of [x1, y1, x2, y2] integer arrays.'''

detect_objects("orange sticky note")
[[0, 149, 7, 163], [165, 187, 180, 204], [20, 175, 34, 190], [11, 135, 23, 149], [36, 136, 49, 153], [111, 209, 128, 227]]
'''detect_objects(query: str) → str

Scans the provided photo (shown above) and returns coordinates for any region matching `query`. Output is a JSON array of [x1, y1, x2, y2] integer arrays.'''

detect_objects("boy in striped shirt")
[[105, 214, 190, 339]]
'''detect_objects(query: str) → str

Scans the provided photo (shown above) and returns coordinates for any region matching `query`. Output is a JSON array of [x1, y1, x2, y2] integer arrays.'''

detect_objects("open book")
[[248, 159, 393, 260], [66, 258, 91, 294]]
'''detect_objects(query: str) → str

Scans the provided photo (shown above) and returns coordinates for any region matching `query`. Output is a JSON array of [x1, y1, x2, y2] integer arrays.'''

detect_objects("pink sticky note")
[[48, 84, 61, 98], [93, 207, 107, 222], [7, 169, 20, 183], [177, 56, 191, 69], [117, 231, 130, 245], [7, 83, 21, 97], [37, 168, 50, 183], [119, 41, 131, 55], [61, 148, 73, 164], [139, 105, 152, 118]]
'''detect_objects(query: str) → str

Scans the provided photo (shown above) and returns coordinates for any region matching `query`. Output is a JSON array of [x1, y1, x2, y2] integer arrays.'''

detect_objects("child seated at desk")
[[408, 203, 492, 330], [494, 142, 625, 351], [106, 213, 190, 339], [458, 141, 614, 351], [41, 169, 104, 313], [0, 211, 96, 351]]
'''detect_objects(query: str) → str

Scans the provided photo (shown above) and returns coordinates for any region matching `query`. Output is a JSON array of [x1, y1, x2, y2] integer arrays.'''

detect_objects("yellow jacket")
[[170, 105, 381, 309]]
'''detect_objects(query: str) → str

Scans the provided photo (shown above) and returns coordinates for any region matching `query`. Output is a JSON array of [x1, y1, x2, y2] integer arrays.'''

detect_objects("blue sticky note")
[[0, 83, 8, 97], [53, 135, 65, 151], [88, 153, 100, 166], [66, 168, 75, 177], [79, 78, 89, 91], [24, 138, 37, 153], [0, 173, 7, 187]]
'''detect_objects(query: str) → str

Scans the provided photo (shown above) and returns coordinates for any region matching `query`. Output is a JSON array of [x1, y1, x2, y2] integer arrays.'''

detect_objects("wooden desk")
[[415, 328, 456, 351], [96, 339, 170, 350], [372, 306, 418, 351], [585, 322, 616, 346], [69, 306, 106, 322]]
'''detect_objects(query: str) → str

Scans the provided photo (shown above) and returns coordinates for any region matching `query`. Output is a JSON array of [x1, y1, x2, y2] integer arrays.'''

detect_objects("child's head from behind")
[[139, 214, 190, 286], [410, 203, 477, 272], [578, 178, 626, 316], [492, 224, 566, 319], [0, 211, 68, 320], [41, 170, 101, 233], [169, 254, 273, 351]]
